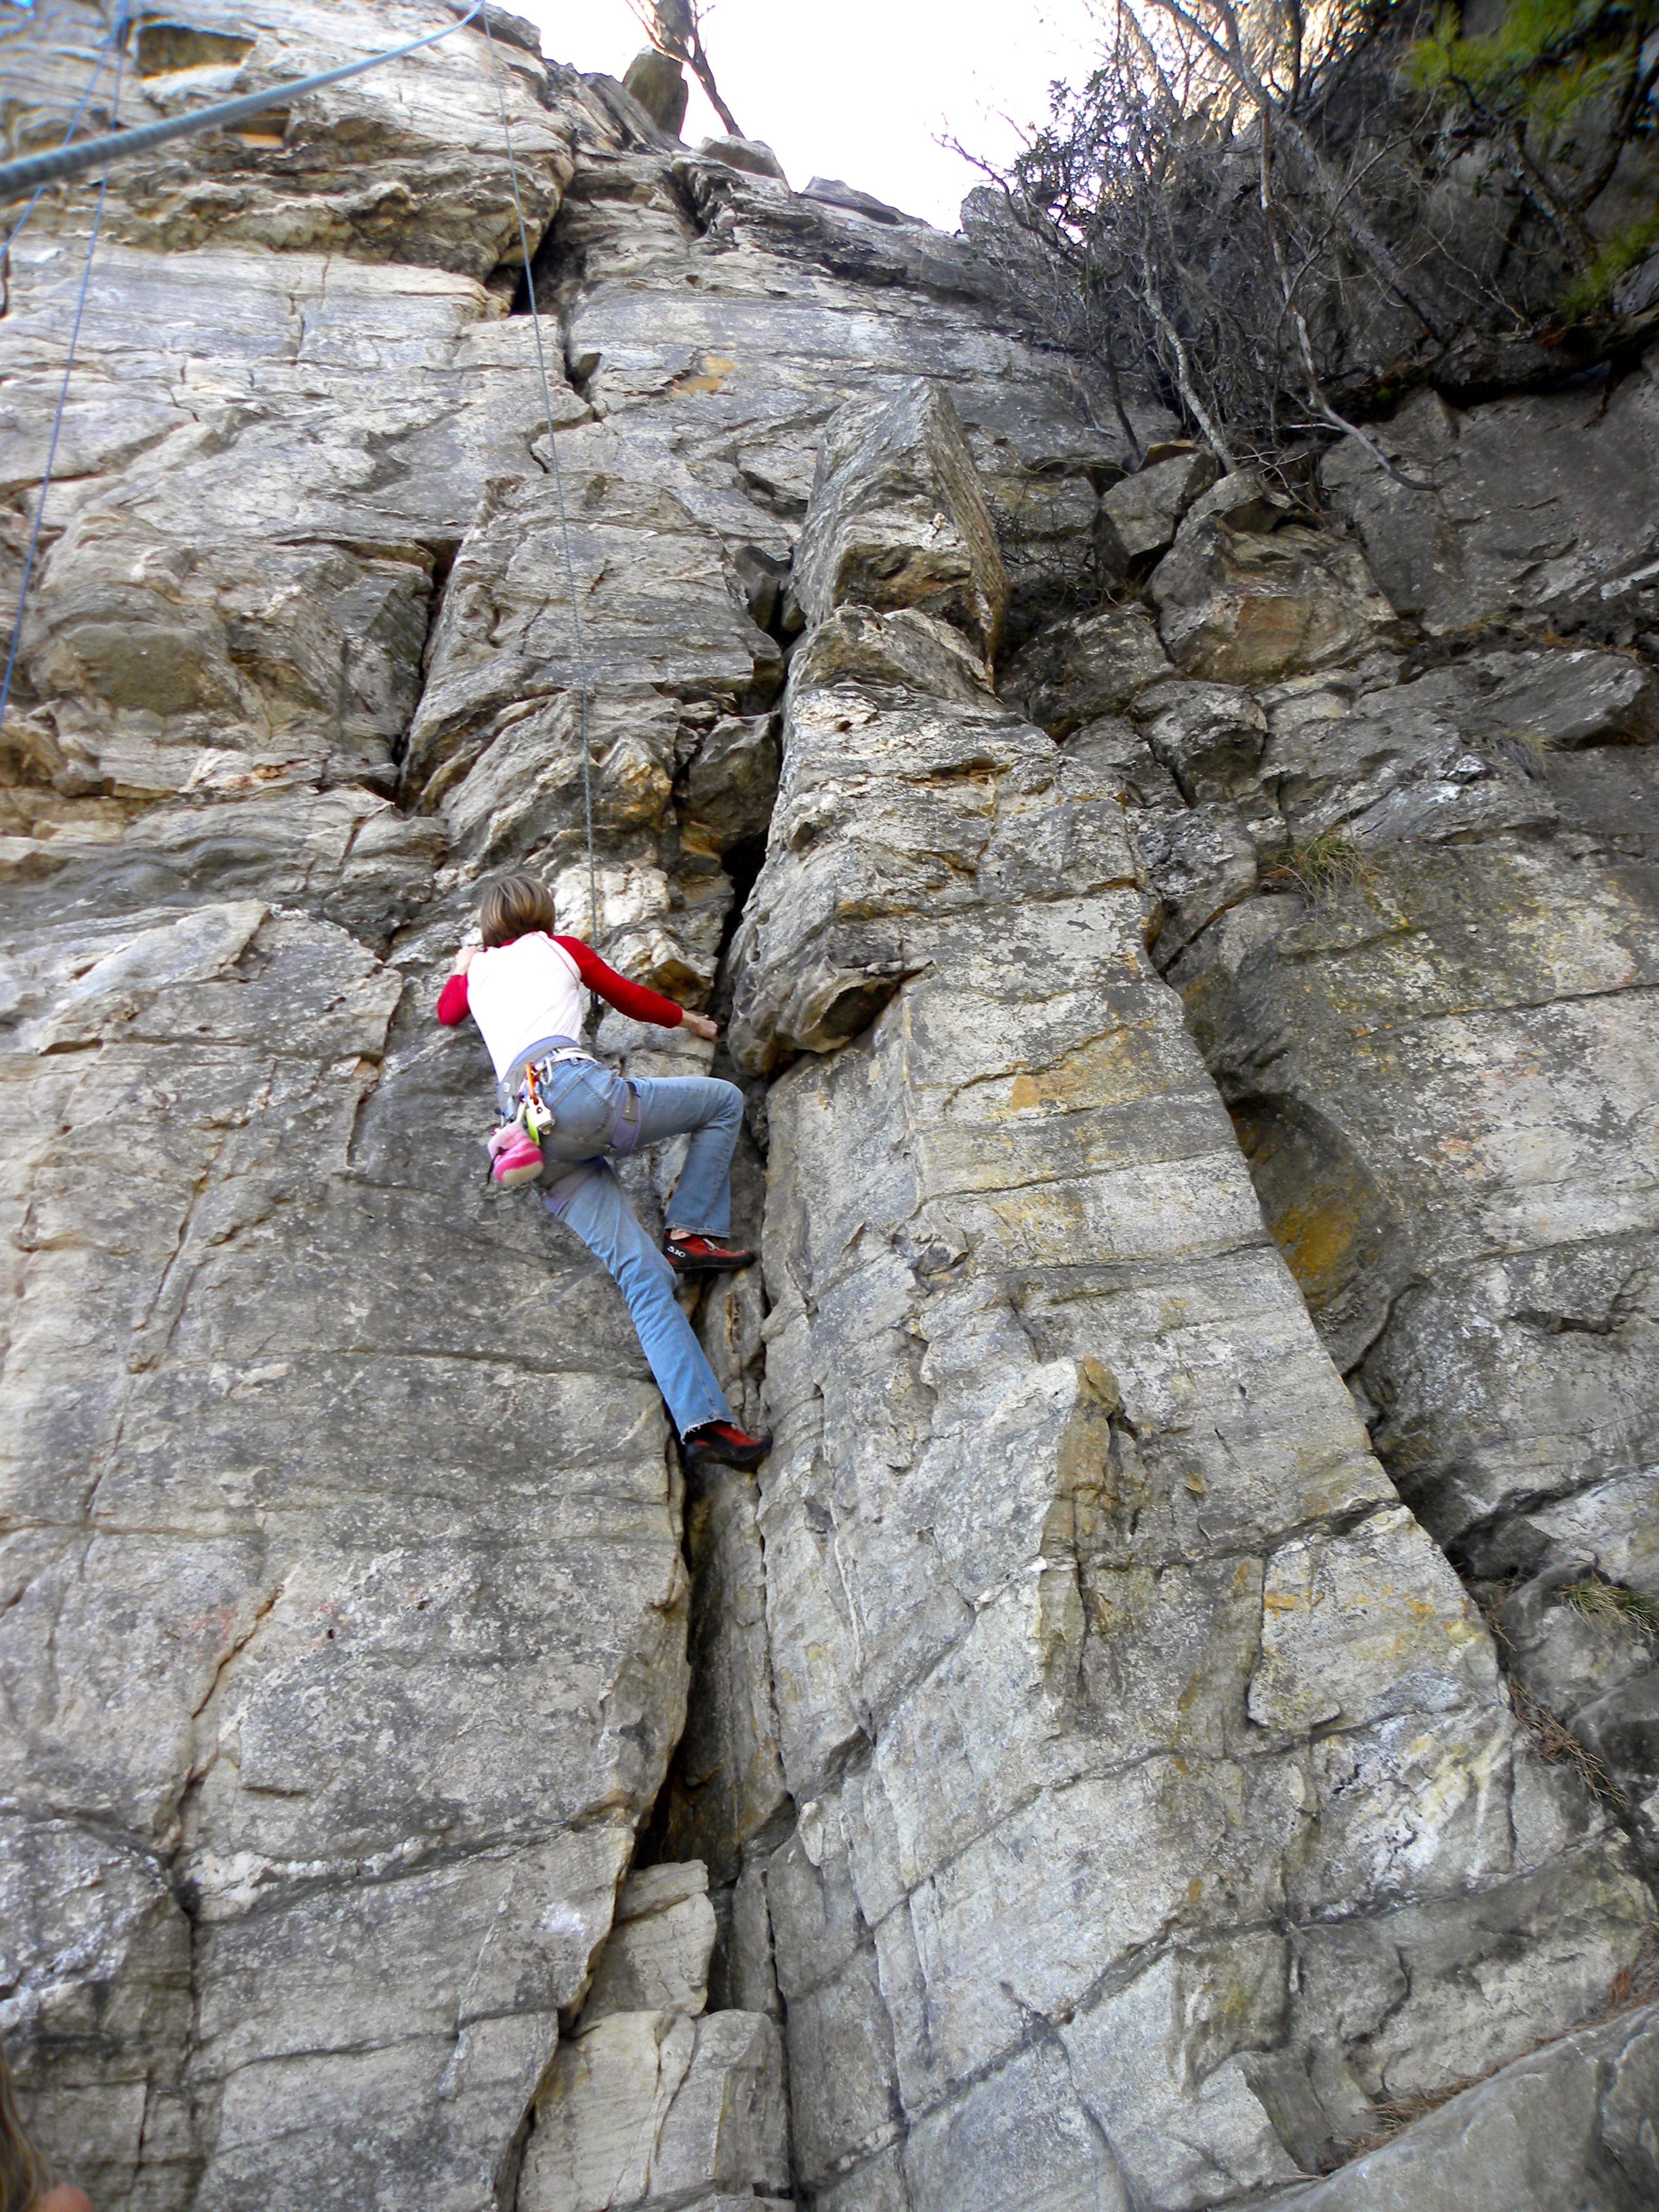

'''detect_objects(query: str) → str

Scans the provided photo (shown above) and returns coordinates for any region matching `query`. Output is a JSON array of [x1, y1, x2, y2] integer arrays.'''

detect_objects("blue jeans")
[[535, 1062, 744, 1438]]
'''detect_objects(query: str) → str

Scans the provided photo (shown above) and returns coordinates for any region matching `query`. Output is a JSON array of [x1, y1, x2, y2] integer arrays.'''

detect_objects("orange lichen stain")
[[1002, 1032, 1143, 1115], [670, 352, 737, 396], [1271, 1183, 1368, 1303], [1263, 1591, 1299, 1614], [1187, 1876, 1204, 1904]]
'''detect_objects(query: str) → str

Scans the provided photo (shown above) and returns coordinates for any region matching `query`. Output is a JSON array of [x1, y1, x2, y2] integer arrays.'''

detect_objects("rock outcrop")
[[3, 5, 1656, 2211]]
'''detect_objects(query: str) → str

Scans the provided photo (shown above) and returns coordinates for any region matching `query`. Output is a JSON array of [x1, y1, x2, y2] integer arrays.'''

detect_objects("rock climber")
[[1, 2041, 94, 2212], [436, 872, 772, 1471]]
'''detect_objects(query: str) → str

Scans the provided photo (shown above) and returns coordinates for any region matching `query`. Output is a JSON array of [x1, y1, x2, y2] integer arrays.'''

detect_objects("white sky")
[[519, 0, 1105, 230]]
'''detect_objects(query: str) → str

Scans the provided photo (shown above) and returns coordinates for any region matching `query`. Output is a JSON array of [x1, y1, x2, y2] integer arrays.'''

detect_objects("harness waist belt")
[[501, 1033, 594, 1103]]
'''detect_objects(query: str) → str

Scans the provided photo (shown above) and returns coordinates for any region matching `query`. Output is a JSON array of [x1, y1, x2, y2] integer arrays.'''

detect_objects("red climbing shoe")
[[665, 1232, 756, 1275], [682, 1420, 773, 1471]]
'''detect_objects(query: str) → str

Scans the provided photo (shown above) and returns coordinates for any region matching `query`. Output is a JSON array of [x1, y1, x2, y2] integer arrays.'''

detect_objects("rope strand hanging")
[[0, 1, 491, 732], [4, 6, 127, 256], [0, 0, 602, 933], [478, 11, 602, 948], [0, 4, 129, 739]]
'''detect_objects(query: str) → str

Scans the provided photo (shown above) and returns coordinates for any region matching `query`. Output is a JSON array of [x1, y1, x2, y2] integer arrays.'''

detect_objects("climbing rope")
[[0, 3, 485, 203], [0, 3, 495, 729], [4, 7, 127, 256], [0, 4, 129, 740], [0, 0, 605, 948], [478, 12, 602, 947]]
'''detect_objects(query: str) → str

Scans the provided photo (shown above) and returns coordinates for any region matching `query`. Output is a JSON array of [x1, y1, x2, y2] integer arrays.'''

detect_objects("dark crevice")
[[387, 535, 462, 801]]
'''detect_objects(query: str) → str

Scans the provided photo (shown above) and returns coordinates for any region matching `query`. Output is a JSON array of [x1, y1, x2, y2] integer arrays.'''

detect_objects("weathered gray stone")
[[622, 50, 688, 138], [726, 609, 1136, 1073], [1002, 600, 1173, 735], [802, 176, 926, 227], [695, 136, 789, 183], [1136, 677, 1268, 802], [731, 411, 1652, 2212], [580, 1865, 716, 2027], [1138, 800, 1261, 959], [1250, 2001, 1659, 2211], [1151, 510, 1396, 685], [793, 382, 1011, 655], [7, 8, 1658, 2210], [1323, 380, 1659, 634], [516, 2009, 790, 2212], [1101, 445, 1220, 562]]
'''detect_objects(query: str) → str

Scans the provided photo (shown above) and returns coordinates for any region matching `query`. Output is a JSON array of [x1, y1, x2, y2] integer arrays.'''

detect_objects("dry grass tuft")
[[1338, 2074, 1482, 2157], [1561, 1575, 1659, 1639], [1264, 828, 1375, 900], [1507, 1675, 1625, 1808]]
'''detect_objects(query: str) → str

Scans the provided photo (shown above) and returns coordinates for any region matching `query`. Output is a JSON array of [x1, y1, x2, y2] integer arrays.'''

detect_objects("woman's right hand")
[[683, 1011, 718, 1042]]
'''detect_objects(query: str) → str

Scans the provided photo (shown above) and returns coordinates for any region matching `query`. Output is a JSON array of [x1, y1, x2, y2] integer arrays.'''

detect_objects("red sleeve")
[[555, 937, 685, 1028], [436, 970, 470, 1025]]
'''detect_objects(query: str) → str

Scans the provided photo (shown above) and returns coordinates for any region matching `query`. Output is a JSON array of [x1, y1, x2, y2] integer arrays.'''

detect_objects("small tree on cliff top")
[[971, 0, 1658, 465]]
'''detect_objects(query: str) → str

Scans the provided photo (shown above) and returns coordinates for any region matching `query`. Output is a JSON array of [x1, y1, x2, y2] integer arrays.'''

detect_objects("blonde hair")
[[0, 2043, 51, 2212], [478, 874, 558, 948]]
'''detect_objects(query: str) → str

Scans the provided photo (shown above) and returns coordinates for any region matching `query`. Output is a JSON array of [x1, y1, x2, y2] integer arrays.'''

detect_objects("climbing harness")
[[478, 11, 602, 948], [488, 1040, 641, 1189]]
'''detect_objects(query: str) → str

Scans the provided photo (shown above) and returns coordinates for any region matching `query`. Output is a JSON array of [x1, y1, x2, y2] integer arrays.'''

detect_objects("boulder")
[[1321, 380, 1659, 634], [623, 48, 689, 136], [516, 2011, 791, 2211], [1134, 677, 1267, 802], [579, 1864, 718, 2026], [1151, 512, 1395, 686], [802, 176, 926, 227], [1254, 2002, 1659, 2211], [1001, 602, 1172, 736], [695, 134, 788, 182], [1100, 445, 1220, 562]]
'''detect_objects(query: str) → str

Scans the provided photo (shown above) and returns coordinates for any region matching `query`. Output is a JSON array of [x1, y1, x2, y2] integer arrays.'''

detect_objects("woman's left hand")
[[683, 1011, 718, 1042]]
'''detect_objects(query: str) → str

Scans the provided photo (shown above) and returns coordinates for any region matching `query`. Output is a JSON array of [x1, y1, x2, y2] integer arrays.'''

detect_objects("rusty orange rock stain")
[[670, 352, 737, 396]]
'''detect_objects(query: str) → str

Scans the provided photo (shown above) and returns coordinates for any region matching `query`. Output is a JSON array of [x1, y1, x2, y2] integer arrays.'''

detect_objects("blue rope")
[[0, 7, 128, 742], [0, 2, 489, 747]]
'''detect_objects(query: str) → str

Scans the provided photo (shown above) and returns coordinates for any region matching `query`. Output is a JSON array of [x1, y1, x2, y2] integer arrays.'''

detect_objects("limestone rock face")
[[733, 394, 1654, 2211], [1099, 443, 1219, 564], [4, 5, 1658, 2210], [1147, 379, 1659, 1893]]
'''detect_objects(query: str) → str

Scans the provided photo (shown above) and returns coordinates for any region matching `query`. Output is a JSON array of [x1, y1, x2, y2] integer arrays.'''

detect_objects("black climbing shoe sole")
[[682, 1429, 773, 1471], [665, 1241, 757, 1275]]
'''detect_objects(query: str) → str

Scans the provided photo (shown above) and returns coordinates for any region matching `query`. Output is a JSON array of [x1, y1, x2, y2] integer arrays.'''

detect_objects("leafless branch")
[[626, 0, 743, 139]]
